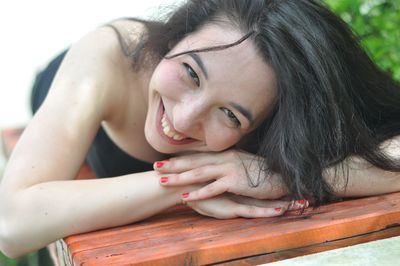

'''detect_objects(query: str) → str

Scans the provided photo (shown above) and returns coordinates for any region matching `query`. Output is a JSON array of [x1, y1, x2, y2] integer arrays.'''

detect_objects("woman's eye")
[[220, 107, 241, 128], [183, 63, 200, 86]]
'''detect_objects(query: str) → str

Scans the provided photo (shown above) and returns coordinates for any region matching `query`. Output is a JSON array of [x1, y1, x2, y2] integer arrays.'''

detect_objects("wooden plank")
[[62, 192, 400, 265], [218, 225, 400, 265]]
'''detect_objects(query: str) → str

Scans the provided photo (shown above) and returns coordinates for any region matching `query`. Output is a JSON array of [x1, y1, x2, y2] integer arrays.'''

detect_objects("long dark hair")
[[115, 0, 400, 205]]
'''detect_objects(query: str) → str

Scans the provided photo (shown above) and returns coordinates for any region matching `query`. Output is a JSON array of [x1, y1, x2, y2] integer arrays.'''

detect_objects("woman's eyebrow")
[[189, 53, 209, 79], [230, 102, 254, 126]]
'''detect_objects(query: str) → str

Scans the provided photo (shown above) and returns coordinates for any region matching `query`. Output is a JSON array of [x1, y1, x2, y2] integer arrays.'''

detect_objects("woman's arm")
[[0, 26, 181, 257], [325, 136, 400, 197], [0, 171, 191, 258]]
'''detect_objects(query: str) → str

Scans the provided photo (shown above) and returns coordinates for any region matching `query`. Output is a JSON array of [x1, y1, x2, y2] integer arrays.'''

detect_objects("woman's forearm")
[[325, 156, 400, 197], [0, 171, 192, 257], [325, 137, 400, 197]]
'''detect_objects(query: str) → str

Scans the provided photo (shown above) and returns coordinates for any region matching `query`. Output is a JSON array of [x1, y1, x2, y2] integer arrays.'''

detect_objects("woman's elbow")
[[0, 237, 22, 259], [0, 218, 28, 258], [0, 196, 32, 258]]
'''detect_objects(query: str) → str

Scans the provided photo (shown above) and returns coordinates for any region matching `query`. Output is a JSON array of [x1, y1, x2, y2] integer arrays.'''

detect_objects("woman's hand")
[[185, 194, 308, 219], [154, 150, 289, 202]]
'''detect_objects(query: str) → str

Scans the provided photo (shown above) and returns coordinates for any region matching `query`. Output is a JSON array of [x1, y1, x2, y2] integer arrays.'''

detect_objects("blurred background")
[[0, 0, 399, 265]]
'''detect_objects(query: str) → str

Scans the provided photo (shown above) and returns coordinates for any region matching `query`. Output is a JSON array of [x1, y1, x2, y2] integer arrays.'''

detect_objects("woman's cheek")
[[156, 62, 183, 95], [206, 129, 241, 151]]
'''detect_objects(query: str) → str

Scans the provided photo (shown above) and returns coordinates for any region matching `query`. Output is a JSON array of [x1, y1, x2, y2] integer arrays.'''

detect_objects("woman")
[[1, 0, 399, 258]]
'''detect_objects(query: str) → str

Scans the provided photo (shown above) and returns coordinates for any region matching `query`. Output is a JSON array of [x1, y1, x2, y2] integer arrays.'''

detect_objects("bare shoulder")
[[50, 22, 146, 120], [58, 25, 129, 90], [105, 18, 148, 56]]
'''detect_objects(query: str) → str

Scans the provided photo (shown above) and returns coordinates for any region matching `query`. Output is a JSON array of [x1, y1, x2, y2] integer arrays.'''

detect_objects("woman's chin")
[[150, 143, 176, 154], [146, 136, 206, 154], [145, 131, 178, 154]]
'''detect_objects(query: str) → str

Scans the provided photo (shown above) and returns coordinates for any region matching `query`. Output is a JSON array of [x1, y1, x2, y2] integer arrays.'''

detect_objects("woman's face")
[[145, 23, 277, 154]]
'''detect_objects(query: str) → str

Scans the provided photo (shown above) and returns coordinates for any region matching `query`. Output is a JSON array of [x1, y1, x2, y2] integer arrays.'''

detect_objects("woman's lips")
[[156, 99, 196, 145]]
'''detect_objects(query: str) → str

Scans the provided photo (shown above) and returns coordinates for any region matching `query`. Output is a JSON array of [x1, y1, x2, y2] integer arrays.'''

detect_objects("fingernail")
[[155, 160, 170, 169], [155, 161, 164, 168], [160, 177, 168, 184], [182, 192, 189, 198], [296, 199, 306, 205], [275, 207, 282, 212]]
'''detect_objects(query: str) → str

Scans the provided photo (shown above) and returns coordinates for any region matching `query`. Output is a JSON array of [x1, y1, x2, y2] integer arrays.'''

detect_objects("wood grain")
[[219, 225, 400, 265], [62, 193, 400, 265]]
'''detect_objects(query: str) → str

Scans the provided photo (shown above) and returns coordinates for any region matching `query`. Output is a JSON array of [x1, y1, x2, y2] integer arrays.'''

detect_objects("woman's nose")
[[173, 100, 206, 138]]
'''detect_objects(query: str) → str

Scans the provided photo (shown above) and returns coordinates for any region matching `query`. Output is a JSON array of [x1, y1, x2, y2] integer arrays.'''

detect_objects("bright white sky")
[[0, 0, 182, 127]]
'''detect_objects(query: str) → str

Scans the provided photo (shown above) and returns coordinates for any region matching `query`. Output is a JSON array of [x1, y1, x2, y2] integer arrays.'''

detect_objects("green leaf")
[[323, 0, 400, 81]]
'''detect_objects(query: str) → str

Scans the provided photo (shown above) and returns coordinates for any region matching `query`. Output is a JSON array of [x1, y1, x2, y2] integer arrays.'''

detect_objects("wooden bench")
[[2, 128, 400, 265]]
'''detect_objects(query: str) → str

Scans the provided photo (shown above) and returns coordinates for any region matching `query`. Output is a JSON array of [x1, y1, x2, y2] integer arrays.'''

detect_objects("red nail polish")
[[160, 177, 168, 183], [275, 207, 282, 212], [297, 199, 306, 205], [155, 161, 164, 168], [155, 160, 170, 169], [182, 192, 189, 198]]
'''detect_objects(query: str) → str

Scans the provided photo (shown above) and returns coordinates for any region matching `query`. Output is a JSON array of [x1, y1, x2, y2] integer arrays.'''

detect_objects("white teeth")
[[163, 125, 170, 133], [173, 134, 185, 140], [161, 112, 186, 141]]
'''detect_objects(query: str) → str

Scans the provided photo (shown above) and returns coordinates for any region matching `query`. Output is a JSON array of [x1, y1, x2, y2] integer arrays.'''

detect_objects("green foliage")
[[1, 251, 39, 266], [324, 0, 400, 81], [0, 249, 53, 266]]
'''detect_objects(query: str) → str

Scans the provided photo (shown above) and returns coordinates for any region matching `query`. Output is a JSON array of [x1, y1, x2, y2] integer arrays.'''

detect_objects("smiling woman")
[[144, 22, 276, 154], [1, 0, 400, 260]]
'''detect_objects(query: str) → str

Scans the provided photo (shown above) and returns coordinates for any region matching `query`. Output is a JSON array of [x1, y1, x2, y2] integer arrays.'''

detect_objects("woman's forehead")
[[178, 22, 245, 51], [176, 24, 271, 77]]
